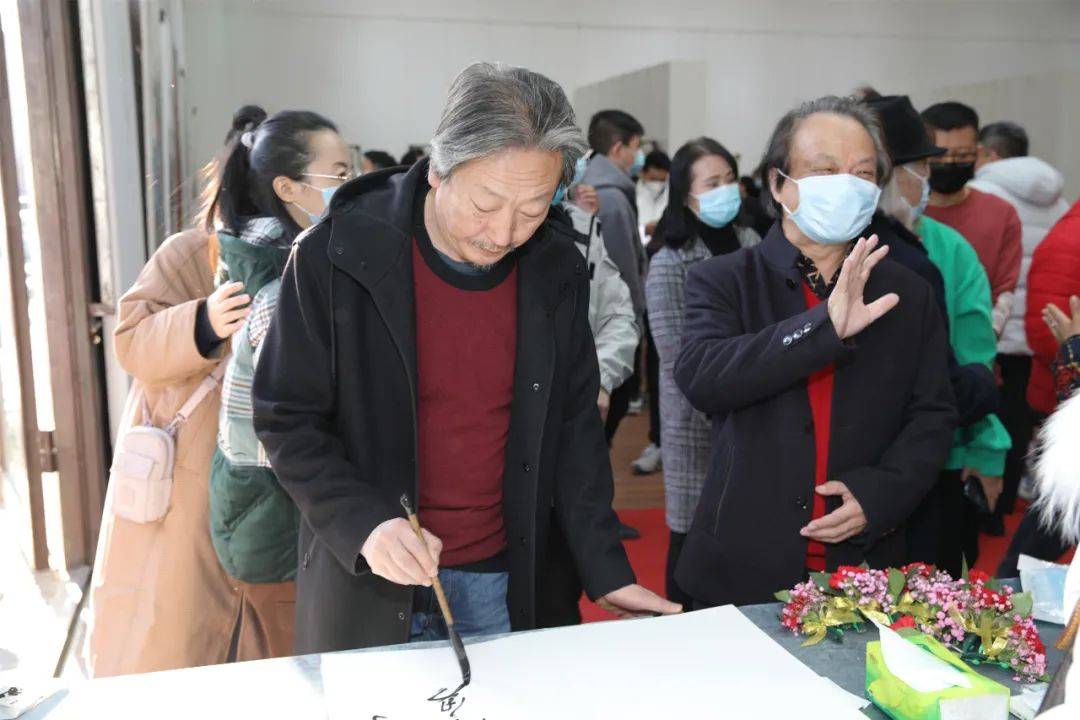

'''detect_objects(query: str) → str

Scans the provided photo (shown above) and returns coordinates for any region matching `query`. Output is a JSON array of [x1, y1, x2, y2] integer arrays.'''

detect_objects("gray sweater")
[[580, 154, 646, 320]]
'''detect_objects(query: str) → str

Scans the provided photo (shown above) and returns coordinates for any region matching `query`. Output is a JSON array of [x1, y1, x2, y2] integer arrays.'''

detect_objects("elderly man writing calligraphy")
[[252, 62, 678, 654], [673, 96, 958, 608]]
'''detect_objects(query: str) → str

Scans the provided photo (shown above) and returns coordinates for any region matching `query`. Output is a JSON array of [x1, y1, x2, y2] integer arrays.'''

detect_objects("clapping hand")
[[1043, 295, 1080, 344]]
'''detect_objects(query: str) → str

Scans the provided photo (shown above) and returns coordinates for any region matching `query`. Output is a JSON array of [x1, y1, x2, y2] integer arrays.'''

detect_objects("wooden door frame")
[[16, 0, 107, 568], [0, 15, 49, 571]]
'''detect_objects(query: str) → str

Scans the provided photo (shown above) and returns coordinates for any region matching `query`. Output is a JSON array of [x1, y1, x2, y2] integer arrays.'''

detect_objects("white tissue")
[[872, 619, 972, 693]]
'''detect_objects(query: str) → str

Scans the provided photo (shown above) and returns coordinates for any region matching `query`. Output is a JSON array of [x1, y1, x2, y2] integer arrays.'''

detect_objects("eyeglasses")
[[930, 151, 977, 165], [303, 172, 353, 184]]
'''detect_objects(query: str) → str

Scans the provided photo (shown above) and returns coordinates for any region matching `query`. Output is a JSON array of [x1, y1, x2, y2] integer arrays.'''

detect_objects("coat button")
[[519, 536, 527, 546], [335, 246, 344, 255], [804, 322, 812, 332], [532, 382, 541, 392], [783, 336, 793, 346], [523, 463, 531, 473], [302, 551, 310, 569], [397, 612, 406, 621], [786, 278, 797, 290], [793, 329, 803, 340]]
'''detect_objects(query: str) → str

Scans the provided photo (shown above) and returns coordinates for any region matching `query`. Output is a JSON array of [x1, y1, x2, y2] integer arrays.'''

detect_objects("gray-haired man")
[[253, 62, 679, 655]]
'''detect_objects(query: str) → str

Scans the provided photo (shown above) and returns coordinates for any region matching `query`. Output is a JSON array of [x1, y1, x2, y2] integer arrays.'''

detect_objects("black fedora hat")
[[865, 95, 945, 165]]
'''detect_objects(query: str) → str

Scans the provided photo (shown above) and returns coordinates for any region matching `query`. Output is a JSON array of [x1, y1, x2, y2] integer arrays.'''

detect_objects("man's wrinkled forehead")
[[789, 113, 876, 168]]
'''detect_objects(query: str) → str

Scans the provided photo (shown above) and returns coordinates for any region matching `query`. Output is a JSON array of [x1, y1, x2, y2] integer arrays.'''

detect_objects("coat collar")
[[758, 221, 803, 278]]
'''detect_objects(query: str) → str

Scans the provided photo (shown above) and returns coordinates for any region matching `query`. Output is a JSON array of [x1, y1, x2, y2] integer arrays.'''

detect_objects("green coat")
[[917, 215, 1011, 476], [209, 220, 299, 584]]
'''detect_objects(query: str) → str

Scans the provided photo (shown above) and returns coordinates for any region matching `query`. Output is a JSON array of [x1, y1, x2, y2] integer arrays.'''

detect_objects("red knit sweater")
[[412, 233, 518, 568]]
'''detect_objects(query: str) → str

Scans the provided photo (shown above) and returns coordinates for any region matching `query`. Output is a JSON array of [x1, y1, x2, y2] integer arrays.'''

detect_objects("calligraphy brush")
[[400, 494, 472, 688]]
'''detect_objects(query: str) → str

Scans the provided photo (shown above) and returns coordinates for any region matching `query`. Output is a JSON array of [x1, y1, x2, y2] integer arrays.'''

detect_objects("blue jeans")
[[410, 569, 510, 642]]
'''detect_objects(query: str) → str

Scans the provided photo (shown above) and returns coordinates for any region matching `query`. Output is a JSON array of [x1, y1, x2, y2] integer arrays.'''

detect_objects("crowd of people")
[[80, 62, 1080, 704]]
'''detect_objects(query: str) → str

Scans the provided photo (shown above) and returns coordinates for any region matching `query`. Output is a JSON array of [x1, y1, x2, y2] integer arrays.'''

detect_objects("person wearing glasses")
[[252, 63, 678, 656], [922, 102, 1022, 322], [207, 108, 354, 662], [921, 102, 1024, 541]]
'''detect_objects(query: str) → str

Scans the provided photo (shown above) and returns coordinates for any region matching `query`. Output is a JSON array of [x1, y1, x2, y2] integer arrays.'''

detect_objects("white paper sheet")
[[321, 605, 868, 719], [817, 676, 870, 711], [871, 619, 971, 693]]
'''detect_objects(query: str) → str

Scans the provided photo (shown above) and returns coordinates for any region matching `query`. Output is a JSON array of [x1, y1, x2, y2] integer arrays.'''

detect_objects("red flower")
[[1011, 623, 1046, 655], [890, 615, 917, 631], [968, 569, 991, 585], [901, 562, 934, 577], [829, 565, 869, 589], [974, 584, 1012, 611]]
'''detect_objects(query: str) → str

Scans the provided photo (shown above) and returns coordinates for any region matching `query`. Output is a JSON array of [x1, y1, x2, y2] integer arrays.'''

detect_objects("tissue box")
[[866, 632, 1010, 720]]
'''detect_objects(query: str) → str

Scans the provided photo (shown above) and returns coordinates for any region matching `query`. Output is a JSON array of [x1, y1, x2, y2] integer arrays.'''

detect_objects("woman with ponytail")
[[86, 105, 351, 675], [86, 106, 265, 677], [205, 108, 351, 661]]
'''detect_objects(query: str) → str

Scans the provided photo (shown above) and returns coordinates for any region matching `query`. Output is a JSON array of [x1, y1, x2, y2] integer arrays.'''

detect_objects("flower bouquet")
[[775, 563, 1048, 682]]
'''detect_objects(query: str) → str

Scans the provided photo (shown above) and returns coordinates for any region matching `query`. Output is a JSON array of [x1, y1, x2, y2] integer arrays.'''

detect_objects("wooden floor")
[[609, 410, 665, 510]]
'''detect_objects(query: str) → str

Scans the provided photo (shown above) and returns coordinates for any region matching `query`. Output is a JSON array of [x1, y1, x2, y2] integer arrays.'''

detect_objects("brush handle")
[[404, 510, 455, 626]]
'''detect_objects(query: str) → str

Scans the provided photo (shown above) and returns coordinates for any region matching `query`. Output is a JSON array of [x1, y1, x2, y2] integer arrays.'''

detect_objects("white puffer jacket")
[[1033, 390, 1080, 716], [970, 157, 1070, 355]]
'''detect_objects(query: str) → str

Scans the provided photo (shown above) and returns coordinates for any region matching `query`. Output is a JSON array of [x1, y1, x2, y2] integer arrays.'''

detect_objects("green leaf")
[[1010, 592, 1033, 618], [961, 554, 970, 581], [810, 572, 833, 591], [888, 568, 906, 601], [986, 576, 1002, 592], [775, 590, 792, 603]]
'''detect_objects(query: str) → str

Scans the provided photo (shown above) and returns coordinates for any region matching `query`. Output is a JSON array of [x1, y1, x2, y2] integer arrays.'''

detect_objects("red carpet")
[[579, 508, 669, 623], [578, 503, 1074, 623]]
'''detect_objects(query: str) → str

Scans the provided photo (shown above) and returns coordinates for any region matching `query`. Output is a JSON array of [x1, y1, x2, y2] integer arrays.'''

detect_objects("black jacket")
[[869, 213, 998, 427], [252, 161, 634, 654], [673, 224, 958, 607]]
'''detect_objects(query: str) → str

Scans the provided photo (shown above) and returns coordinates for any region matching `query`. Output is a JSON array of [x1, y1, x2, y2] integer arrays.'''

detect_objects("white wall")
[[181, 0, 1080, 193], [573, 61, 707, 156]]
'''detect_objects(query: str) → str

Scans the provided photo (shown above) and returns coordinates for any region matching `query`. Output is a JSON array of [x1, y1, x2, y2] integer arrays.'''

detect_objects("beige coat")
[[85, 229, 294, 678]]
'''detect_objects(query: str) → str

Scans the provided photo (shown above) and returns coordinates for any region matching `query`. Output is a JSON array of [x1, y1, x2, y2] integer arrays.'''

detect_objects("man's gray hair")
[[979, 121, 1029, 159], [761, 95, 892, 218], [429, 62, 588, 184]]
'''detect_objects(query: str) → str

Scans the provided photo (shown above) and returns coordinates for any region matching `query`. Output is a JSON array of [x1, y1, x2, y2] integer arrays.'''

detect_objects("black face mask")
[[928, 162, 975, 194]]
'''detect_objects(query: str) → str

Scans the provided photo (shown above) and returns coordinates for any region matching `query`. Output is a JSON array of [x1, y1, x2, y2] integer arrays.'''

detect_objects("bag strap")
[[165, 362, 228, 435]]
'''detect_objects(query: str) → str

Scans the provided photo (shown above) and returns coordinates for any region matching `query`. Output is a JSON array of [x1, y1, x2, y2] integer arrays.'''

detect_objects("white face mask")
[[642, 179, 666, 195], [778, 171, 881, 245], [900, 165, 931, 221]]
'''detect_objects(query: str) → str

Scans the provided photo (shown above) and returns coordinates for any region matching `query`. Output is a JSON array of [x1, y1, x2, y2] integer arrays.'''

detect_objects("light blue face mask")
[[778, 171, 881, 245], [298, 175, 344, 224], [551, 154, 590, 207], [630, 148, 646, 176], [902, 165, 931, 221], [692, 183, 742, 228]]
